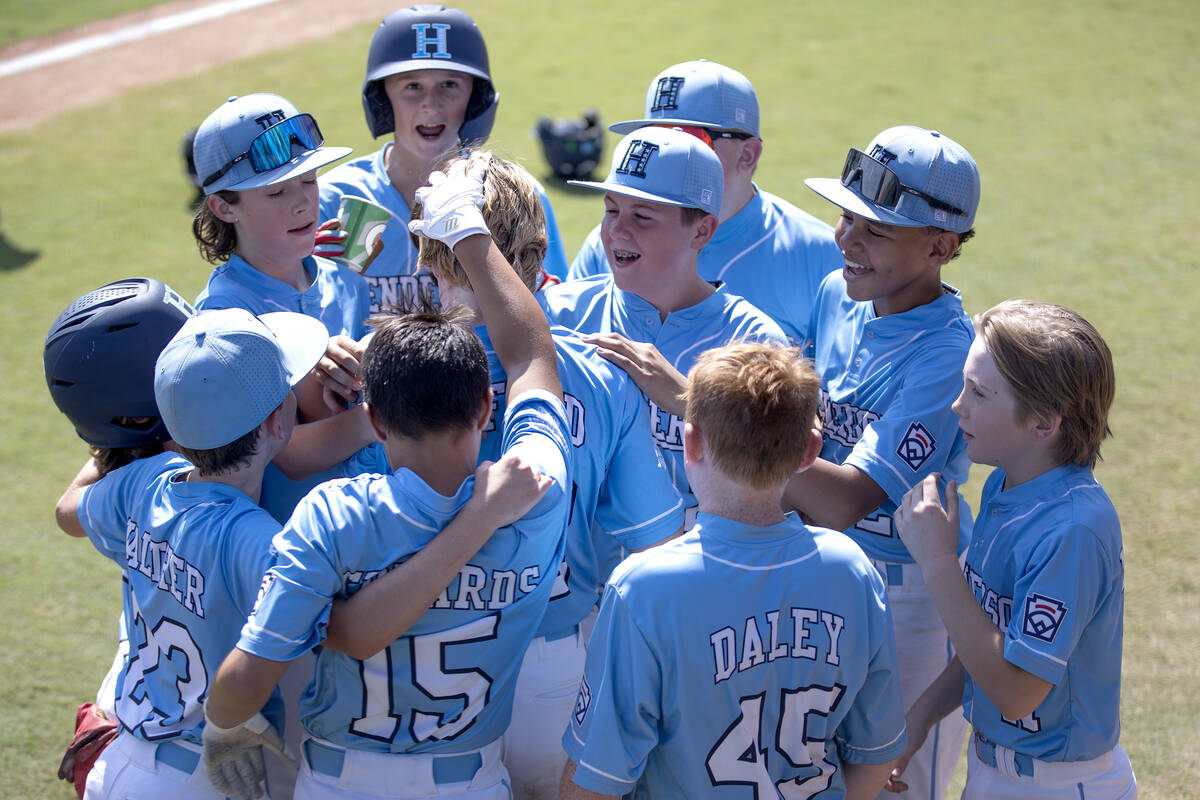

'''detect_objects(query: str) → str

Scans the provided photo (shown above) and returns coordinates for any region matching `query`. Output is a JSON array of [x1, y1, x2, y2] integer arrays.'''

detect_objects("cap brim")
[[804, 177, 926, 228], [258, 312, 330, 387], [566, 179, 693, 209], [609, 118, 756, 136], [227, 146, 353, 192]]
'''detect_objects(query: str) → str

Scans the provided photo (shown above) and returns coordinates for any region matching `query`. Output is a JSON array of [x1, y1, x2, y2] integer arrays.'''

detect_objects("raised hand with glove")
[[407, 157, 490, 250]]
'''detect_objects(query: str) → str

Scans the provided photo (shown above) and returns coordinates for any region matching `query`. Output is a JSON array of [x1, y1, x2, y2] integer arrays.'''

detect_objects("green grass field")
[[0, 0, 165, 47], [1, 0, 1197, 797]]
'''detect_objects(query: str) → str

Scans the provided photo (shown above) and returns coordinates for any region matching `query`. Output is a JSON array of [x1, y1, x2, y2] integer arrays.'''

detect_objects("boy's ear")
[[207, 193, 238, 224], [365, 403, 389, 443], [794, 419, 823, 474], [928, 229, 960, 266], [475, 387, 495, 433], [682, 421, 705, 466], [690, 213, 720, 251], [1030, 409, 1062, 443], [738, 138, 763, 173]]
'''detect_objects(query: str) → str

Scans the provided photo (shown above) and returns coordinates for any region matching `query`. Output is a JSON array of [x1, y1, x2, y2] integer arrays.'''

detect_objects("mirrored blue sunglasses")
[[202, 113, 324, 189]]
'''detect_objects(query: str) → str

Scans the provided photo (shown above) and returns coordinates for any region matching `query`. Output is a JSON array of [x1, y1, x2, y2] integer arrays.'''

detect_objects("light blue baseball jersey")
[[78, 452, 282, 745], [564, 512, 908, 797], [961, 464, 1125, 762], [236, 391, 572, 754], [568, 186, 842, 344], [195, 253, 370, 339], [473, 324, 684, 638], [539, 275, 787, 513], [806, 271, 973, 563], [319, 144, 570, 311], [194, 252, 370, 524]]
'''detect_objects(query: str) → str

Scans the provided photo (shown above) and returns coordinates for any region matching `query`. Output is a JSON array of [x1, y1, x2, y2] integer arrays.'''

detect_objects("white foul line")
[[0, 0, 282, 78]]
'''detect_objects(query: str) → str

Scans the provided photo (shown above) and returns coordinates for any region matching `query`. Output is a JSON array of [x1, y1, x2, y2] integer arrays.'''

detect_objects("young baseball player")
[[561, 341, 909, 799], [202, 159, 572, 800], [891, 300, 1136, 800], [191, 92, 369, 338], [540, 125, 786, 523], [409, 152, 683, 799], [568, 59, 842, 344], [191, 91, 375, 524], [316, 4, 569, 313], [784, 124, 981, 800], [44, 277, 196, 798], [54, 306, 332, 800]]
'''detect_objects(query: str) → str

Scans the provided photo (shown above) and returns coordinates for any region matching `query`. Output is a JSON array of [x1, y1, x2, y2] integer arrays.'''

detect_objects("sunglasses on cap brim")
[[202, 114, 324, 189], [840, 147, 966, 218], [652, 124, 753, 149]]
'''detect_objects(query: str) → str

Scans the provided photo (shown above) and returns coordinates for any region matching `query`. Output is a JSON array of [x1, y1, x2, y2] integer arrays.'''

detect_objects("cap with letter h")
[[806, 125, 980, 233], [154, 309, 328, 450], [569, 126, 723, 216], [611, 59, 759, 138]]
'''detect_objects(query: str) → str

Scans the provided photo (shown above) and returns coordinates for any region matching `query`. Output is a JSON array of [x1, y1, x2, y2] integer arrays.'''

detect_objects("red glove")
[[312, 219, 348, 259], [537, 270, 561, 291], [58, 703, 119, 798]]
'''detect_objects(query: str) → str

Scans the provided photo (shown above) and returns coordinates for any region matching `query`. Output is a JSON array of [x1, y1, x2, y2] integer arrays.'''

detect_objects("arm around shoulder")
[[56, 457, 104, 537], [783, 458, 888, 531]]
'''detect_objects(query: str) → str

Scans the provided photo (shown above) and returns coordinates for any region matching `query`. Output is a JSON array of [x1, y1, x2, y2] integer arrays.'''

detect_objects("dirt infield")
[[0, 0, 396, 133]]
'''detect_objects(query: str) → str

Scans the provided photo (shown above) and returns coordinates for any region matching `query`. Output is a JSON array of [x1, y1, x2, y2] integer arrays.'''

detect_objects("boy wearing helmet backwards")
[[318, 4, 570, 313]]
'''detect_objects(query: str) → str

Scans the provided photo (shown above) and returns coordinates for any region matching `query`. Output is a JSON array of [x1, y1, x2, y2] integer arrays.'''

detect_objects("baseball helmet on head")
[[44, 278, 195, 448], [362, 5, 498, 144]]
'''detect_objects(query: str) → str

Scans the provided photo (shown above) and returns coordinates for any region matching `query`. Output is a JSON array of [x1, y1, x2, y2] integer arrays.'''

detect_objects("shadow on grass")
[[0, 229, 38, 272]]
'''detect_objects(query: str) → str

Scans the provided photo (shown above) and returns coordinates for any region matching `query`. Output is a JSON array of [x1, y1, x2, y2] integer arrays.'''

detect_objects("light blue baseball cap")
[[154, 309, 328, 449], [193, 93, 352, 195], [610, 60, 759, 138], [805, 125, 980, 233], [568, 126, 723, 216]]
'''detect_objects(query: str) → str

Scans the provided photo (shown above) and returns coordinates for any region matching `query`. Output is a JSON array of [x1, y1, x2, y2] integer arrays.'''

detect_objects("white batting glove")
[[407, 158, 489, 250], [202, 709, 290, 800]]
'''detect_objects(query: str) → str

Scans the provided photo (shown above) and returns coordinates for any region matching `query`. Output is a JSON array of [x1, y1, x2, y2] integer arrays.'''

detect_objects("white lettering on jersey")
[[819, 389, 880, 447], [364, 273, 437, 314], [124, 518, 207, 618], [710, 607, 847, 683], [429, 564, 542, 610], [963, 562, 1013, 629], [650, 399, 685, 451]]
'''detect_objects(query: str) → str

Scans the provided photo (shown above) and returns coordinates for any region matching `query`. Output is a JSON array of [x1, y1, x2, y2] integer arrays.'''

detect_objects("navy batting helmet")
[[362, 5, 498, 144], [44, 278, 194, 448]]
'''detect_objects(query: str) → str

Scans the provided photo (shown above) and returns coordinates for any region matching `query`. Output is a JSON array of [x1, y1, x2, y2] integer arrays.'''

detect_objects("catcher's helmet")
[[362, 5, 498, 144], [535, 110, 605, 180], [44, 278, 194, 448]]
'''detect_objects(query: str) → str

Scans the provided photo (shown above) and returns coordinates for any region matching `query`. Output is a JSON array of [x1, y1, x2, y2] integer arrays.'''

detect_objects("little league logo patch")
[[573, 676, 592, 725], [1023, 594, 1068, 642], [896, 421, 937, 471]]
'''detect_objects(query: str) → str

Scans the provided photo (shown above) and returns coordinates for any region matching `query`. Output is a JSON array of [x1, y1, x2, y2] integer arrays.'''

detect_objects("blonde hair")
[[415, 151, 547, 292], [976, 299, 1115, 467], [684, 342, 819, 489]]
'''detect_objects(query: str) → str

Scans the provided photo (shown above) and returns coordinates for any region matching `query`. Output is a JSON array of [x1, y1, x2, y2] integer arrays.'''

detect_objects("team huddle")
[[42, 5, 1137, 800]]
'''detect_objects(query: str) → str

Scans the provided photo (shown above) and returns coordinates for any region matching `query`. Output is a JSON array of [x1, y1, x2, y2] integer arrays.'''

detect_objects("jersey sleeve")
[[534, 181, 569, 281], [236, 488, 356, 661], [593, 383, 684, 550], [219, 507, 283, 617], [567, 225, 607, 282], [1003, 523, 1116, 685], [562, 583, 662, 794], [338, 442, 392, 479], [842, 342, 968, 502], [501, 390, 572, 515], [833, 563, 909, 763]]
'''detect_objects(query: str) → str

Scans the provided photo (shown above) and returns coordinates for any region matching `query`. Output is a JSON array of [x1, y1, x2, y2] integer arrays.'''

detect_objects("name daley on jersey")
[[709, 606, 846, 683]]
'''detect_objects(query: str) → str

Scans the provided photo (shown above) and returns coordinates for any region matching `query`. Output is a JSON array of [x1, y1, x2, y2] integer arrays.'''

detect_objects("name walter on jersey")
[[709, 607, 846, 683], [123, 518, 207, 618]]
